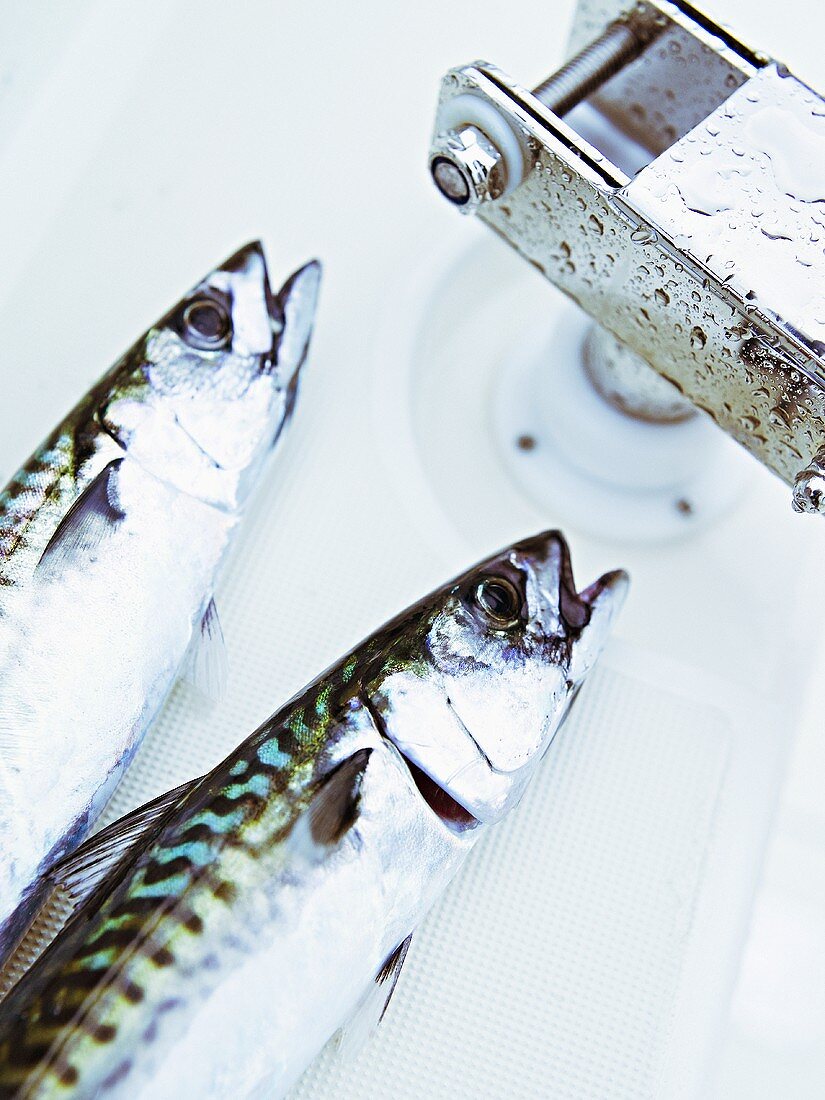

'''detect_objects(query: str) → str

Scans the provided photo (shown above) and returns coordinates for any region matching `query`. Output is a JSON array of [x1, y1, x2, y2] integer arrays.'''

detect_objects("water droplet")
[[630, 226, 657, 245], [588, 214, 604, 235], [654, 288, 670, 307], [690, 326, 707, 350], [740, 415, 760, 431], [769, 406, 791, 427]]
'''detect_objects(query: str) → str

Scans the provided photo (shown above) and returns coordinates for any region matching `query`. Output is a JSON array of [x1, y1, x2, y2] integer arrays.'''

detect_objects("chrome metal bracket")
[[429, 0, 825, 512]]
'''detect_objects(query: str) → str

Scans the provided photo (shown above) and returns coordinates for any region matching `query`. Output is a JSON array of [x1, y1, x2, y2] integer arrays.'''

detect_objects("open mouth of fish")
[[398, 753, 479, 832]]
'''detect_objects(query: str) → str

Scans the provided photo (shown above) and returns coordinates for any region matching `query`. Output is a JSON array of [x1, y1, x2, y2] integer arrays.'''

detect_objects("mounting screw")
[[430, 126, 506, 214], [792, 448, 825, 514]]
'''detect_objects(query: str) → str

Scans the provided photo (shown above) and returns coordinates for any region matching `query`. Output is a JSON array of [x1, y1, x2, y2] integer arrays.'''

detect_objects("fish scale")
[[0, 441, 73, 574], [0, 692, 336, 1095], [0, 531, 627, 1099], [0, 242, 321, 969]]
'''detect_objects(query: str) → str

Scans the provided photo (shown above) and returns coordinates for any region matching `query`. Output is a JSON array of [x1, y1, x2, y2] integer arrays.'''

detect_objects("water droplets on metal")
[[630, 225, 657, 245], [690, 327, 707, 350]]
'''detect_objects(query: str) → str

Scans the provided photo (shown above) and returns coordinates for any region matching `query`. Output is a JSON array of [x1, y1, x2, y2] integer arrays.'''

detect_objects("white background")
[[1, 2, 824, 1097]]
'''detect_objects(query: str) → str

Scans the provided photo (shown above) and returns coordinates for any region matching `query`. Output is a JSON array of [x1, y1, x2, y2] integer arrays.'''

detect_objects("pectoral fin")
[[308, 748, 372, 847], [37, 459, 125, 573], [288, 749, 373, 865]]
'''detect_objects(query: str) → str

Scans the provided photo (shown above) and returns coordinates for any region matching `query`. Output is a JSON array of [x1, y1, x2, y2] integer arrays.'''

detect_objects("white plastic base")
[[430, 95, 753, 541], [491, 305, 754, 541]]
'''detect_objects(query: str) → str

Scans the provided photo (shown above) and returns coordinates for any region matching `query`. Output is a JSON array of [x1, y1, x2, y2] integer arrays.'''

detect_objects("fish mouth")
[[394, 748, 480, 833], [271, 259, 322, 374]]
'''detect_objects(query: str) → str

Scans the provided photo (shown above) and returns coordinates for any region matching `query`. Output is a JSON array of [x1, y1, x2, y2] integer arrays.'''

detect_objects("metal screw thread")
[[532, 21, 646, 117]]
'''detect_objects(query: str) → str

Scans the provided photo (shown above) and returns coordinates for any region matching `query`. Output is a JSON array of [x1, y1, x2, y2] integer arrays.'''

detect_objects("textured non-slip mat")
[[289, 657, 734, 1099]]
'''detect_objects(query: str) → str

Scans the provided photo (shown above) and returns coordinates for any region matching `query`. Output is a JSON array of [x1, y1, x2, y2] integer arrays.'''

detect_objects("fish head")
[[98, 241, 321, 510], [366, 531, 627, 827]]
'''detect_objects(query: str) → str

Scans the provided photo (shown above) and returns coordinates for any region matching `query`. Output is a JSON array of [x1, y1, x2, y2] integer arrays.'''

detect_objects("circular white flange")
[[491, 307, 753, 541], [370, 232, 755, 551]]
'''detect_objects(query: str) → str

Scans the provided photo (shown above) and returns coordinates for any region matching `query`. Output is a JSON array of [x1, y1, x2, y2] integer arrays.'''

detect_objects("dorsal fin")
[[49, 778, 198, 907], [0, 779, 200, 982], [37, 459, 125, 573]]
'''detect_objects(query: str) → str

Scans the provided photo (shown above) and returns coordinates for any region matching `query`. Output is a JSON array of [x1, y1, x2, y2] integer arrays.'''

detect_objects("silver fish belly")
[[0, 241, 321, 966], [148, 725, 469, 1100]]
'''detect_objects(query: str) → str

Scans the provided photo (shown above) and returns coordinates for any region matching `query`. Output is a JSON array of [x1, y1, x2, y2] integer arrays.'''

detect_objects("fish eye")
[[180, 297, 232, 351], [473, 576, 522, 629]]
